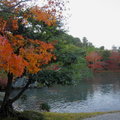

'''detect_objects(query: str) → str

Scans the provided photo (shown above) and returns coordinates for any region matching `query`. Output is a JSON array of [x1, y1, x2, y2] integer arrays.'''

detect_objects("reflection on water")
[[14, 72, 120, 112]]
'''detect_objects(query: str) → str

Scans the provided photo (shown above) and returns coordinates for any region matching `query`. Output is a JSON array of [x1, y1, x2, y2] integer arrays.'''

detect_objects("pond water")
[[13, 72, 120, 113]]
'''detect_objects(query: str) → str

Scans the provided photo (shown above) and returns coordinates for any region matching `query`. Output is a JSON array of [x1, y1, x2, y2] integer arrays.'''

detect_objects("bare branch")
[[9, 0, 31, 10], [1, 0, 31, 13]]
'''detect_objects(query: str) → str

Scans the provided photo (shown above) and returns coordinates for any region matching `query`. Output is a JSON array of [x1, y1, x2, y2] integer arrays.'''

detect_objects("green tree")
[[48, 32, 94, 81], [101, 50, 111, 61], [99, 46, 105, 50], [82, 37, 88, 47]]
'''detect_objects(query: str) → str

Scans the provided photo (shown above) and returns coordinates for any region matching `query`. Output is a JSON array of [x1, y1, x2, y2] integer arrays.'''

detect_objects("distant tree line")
[[86, 50, 120, 72]]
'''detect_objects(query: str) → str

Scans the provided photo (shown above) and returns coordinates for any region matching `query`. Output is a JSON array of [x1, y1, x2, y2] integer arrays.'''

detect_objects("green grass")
[[43, 112, 105, 120], [1, 111, 120, 120], [42, 111, 118, 120]]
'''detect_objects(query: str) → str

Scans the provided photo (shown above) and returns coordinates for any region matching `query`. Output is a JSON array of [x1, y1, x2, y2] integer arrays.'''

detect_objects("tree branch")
[[9, 0, 31, 10], [1, 0, 31, 13], [11, 78, 31, 103]]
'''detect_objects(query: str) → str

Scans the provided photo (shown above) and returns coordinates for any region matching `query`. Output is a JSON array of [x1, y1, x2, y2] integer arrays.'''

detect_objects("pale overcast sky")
[[67, 0, 120, 49]]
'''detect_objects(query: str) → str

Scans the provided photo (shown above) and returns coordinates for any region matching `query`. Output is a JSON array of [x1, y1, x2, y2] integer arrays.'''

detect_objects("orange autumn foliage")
[[11, 19, 19, 30], [86, 51, 103, 71], [0, 36, 28, 76], [0, 0, 61, 77], [0, 18, 7, 32], [30, 6, 56, 26], [19, 39, 55, 74]]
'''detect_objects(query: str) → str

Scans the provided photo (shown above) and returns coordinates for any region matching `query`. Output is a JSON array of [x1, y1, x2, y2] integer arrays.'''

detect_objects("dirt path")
[[84, 112, 120, 120]]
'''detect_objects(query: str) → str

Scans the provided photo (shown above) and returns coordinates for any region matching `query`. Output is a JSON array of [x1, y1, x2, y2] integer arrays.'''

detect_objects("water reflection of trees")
[[14, 72, 120, 111], [35, 72, 120, 103], [20, 72, 120, 103], [50, 83, 94, 102], [91, 72, 120, 94]]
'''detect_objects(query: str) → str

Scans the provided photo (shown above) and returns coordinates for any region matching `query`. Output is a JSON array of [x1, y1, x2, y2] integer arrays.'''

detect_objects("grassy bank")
[[1, 111, 120, 120]]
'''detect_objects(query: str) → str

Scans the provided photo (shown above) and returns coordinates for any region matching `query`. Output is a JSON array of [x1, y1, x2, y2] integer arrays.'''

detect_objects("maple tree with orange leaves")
[[0, 0, 66, 117], [86, 51, 103, 71]]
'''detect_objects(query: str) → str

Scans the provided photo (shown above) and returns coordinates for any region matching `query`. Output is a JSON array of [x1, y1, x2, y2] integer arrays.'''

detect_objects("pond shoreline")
[[13, 72, 120, 113], [1, 110, 120, 120]]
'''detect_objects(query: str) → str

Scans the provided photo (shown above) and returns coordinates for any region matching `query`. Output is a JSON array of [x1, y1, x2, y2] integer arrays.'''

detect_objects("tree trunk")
[[0, 74, 31, 118], [0, 72, 32, 119], [0, 72, 14, 117]]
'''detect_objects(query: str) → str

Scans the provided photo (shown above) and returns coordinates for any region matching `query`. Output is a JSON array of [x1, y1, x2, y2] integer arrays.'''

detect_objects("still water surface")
[[14, 72, 120, 113]]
